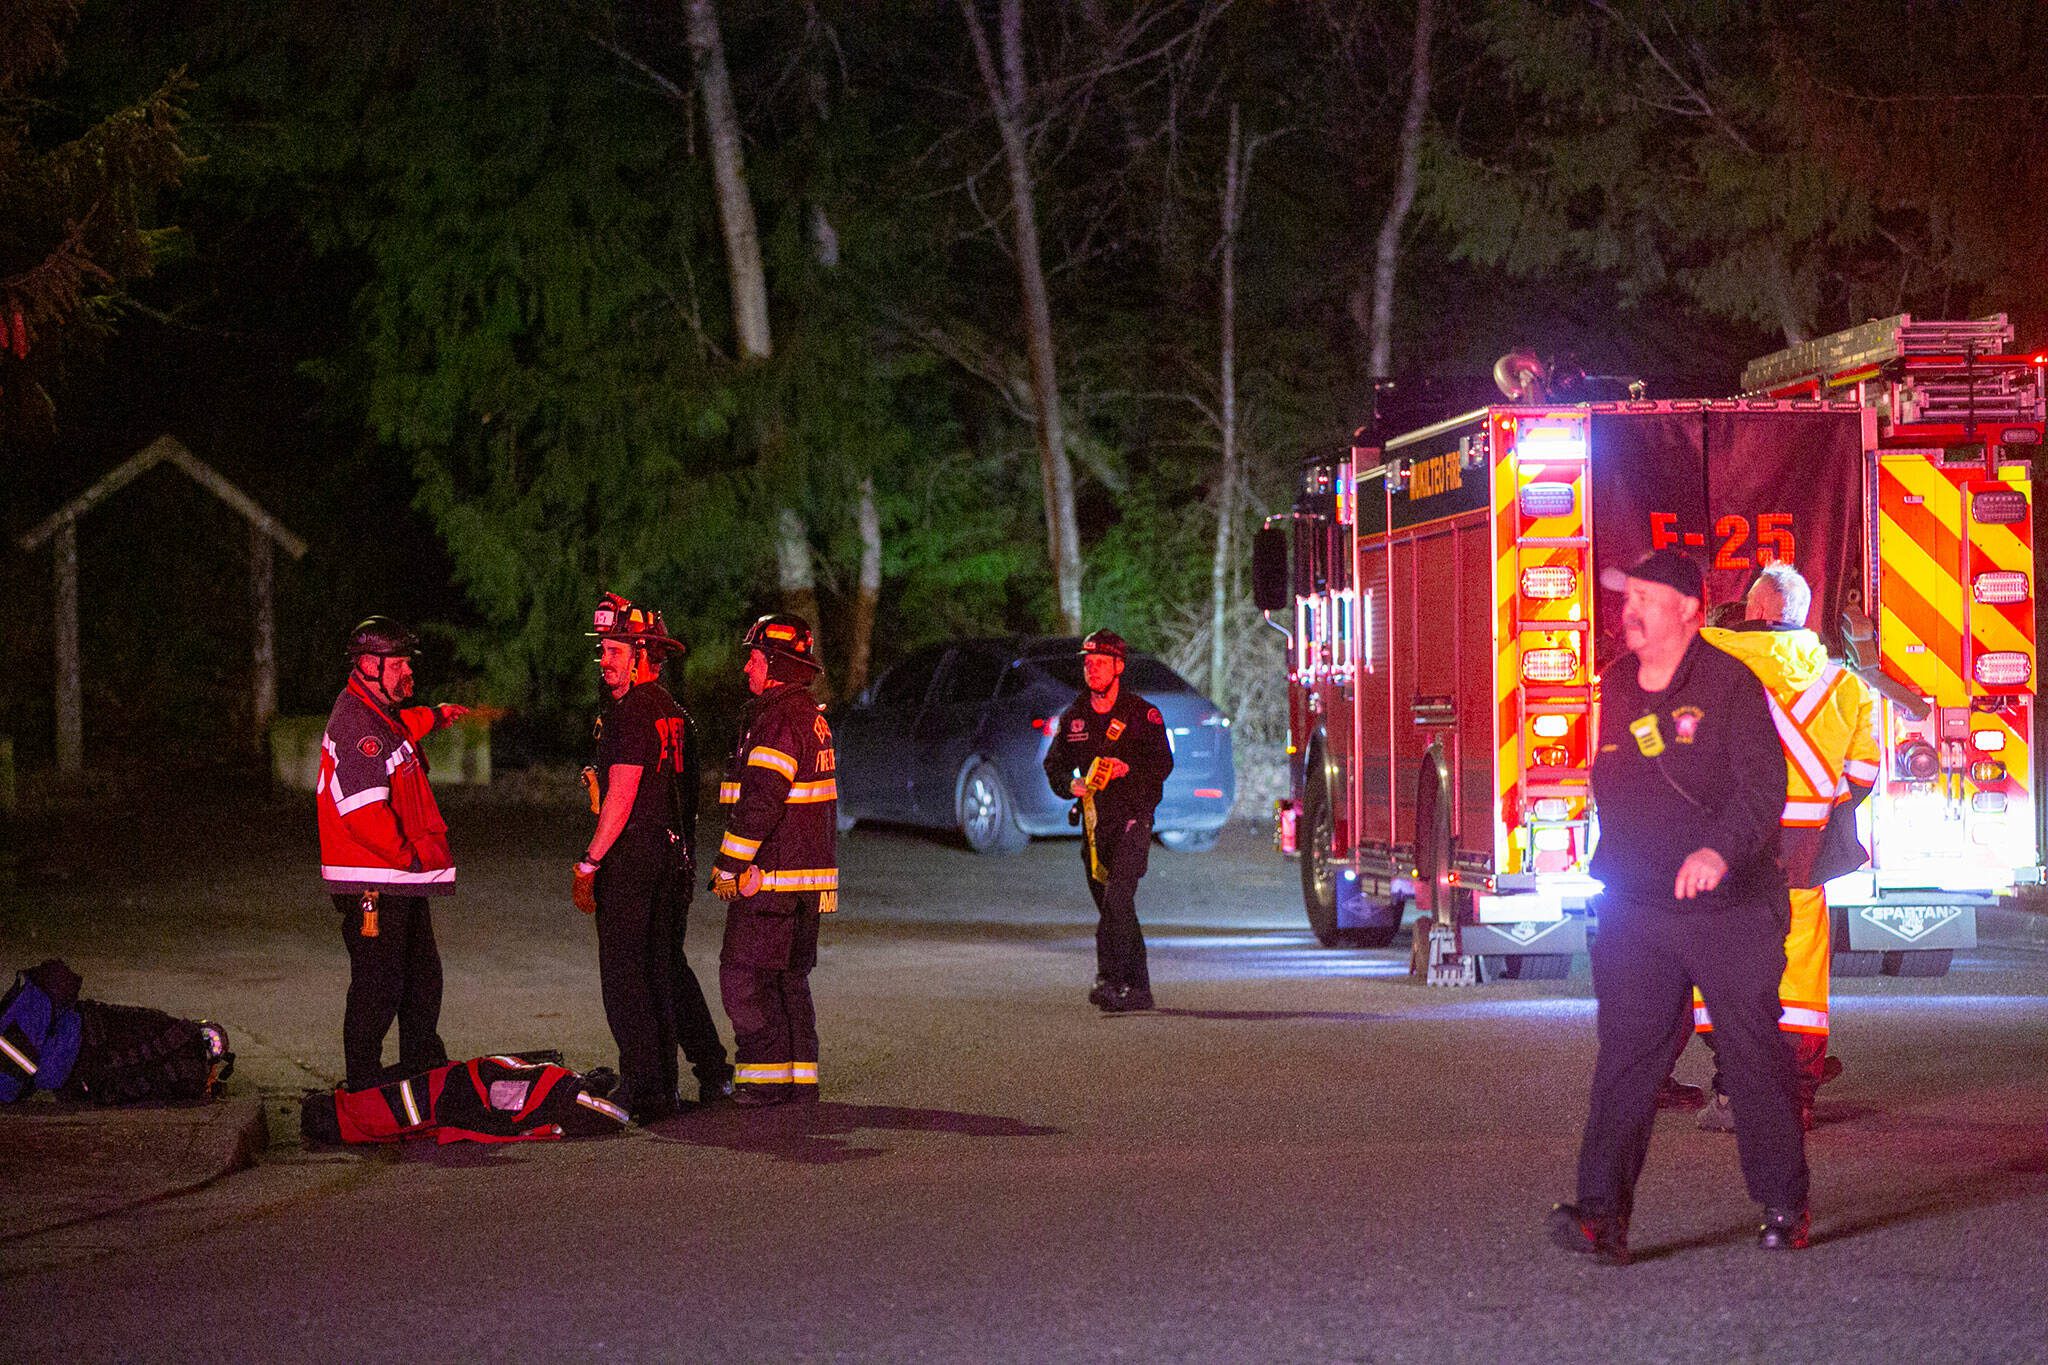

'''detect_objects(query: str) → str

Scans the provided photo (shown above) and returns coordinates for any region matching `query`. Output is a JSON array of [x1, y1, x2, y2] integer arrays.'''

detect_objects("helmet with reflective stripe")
[[1078, 629, 1129, 662], [346, 616, 418, 659], [740, 613, 823, 671], [588, 592, 683, 656]]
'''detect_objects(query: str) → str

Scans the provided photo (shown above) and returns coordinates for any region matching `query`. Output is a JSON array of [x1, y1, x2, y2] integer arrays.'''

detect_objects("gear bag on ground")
[[299, 1052, 629, 1145]]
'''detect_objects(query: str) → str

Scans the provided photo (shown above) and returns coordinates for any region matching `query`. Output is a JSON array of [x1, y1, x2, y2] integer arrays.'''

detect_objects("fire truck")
[[1253, 315, 2045, 983]]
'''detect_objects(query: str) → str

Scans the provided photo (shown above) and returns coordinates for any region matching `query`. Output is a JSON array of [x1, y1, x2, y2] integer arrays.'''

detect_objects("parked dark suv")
[[834, 637, 1236, 853]]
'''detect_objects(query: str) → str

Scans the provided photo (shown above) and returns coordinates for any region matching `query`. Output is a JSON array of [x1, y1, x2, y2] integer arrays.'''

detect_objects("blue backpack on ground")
[[0, 960, 84, 1103]]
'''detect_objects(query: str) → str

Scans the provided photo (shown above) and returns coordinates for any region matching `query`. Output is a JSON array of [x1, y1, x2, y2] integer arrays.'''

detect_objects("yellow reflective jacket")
[[1703, 625, 1882, 885]]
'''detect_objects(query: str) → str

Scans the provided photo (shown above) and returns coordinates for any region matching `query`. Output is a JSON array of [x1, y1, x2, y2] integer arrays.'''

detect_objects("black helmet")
[[587, 592, 683, 656], [1078, 629, 1129, 662], [346, 616, 418, 659], [740, 613, 823, 671]]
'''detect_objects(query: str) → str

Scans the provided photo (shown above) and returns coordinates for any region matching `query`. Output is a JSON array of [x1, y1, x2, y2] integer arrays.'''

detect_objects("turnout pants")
[[594, 837, 679, 1112], [720, 891, 821, 1097], [1693, 886, 1833, 1104], [1577, 891, 1809, 1220], [1085, 811, 1153, 991], [334, 893, 447, 1089]]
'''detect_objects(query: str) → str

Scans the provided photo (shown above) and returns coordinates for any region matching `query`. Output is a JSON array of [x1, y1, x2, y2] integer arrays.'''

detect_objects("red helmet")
[[1079, 629, 1129, 662], [587, 592, 683, 655], [740, 613, 822, 671]]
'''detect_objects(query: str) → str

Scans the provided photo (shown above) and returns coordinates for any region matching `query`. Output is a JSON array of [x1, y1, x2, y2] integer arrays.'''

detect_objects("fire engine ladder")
[[1743, 314, 2041, 429]]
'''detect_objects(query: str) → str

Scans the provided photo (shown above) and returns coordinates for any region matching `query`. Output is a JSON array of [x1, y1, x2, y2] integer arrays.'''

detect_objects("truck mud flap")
[[1457, 919, 1586, 957], [1832, 903, 1978, 953]]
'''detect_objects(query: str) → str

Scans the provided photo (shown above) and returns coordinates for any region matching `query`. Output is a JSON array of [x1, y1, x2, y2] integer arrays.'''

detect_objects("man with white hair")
[[1691, 561, 1882, 1132]]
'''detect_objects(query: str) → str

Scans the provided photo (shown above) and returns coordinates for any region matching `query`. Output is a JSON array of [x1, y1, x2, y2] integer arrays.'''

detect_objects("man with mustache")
[[316, 616, 469, 1088], [1547, 550, 1810, 1264]]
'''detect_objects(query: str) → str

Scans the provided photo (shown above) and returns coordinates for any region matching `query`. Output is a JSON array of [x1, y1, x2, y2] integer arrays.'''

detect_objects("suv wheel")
[[959, 760, 1029, 854]]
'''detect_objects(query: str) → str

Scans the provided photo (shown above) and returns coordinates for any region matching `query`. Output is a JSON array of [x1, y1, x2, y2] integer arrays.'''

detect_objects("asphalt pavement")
[[1, 784, 2045, 1363]]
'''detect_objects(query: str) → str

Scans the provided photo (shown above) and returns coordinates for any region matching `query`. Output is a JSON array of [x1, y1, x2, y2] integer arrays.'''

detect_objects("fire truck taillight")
[[1519, 566, 1578, 599], [1970, 760, 2006, 784], [1972, 792, 2008, 815], [1521, 648, 1579, 683], [1973, 571, 2030, 604], [1530, 714, 1570, 739], [1518, 483, 1576, 518], [1972, 729, 2007, 752], [1533, 746, 1571, 768], [1973, 651, 2033, 687], [1531, 798, 1572, 822], [1972, 489, 2028, 524]]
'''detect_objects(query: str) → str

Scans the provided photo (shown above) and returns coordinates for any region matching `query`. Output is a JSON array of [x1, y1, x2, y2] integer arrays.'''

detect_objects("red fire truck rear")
[[1253, 314, 2045, 982]]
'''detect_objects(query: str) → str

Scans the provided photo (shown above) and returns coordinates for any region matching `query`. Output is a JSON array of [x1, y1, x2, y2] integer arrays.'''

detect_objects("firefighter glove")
[[572, 861, 599, 914]]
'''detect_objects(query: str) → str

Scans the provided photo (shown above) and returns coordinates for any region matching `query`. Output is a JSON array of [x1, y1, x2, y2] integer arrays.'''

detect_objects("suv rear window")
[[1037, 655, 1192, 694]]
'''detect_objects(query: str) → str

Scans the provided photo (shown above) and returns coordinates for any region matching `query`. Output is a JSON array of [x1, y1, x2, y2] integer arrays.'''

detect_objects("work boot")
[[1088, 977, 1115, 1009], [1545, 1203, 1629, 1266], [1757, 1206, 1811, 1250], [697, 1076, 736, 1107], [1103, 984, 1154, 1013], [1697, 1092, 1736, 1132], [734, 1083, 791, 1108], [1654, 1075, 1707, 1111], [1819, 1054, 1843, 1086]]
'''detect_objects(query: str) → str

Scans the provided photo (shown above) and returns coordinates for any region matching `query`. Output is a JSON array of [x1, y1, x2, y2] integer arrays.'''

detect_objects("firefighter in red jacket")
[[316, 617, 469, 1088], [711, 614, 837, 1107]]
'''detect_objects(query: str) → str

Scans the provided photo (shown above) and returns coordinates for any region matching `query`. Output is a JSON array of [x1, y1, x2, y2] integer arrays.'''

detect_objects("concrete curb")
[[0, 1097, 267, 1243]]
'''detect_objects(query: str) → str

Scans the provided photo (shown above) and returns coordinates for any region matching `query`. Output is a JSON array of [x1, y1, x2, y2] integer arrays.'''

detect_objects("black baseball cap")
[[1600, 548, 1705, 603]]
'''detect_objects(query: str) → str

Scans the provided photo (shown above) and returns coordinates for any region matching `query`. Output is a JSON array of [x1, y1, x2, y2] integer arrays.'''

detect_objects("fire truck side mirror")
[[1252, 526, 1292, 613]]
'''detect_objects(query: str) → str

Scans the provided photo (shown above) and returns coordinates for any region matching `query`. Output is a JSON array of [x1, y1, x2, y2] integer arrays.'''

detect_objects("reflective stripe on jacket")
[[316, 677, 456, 895], [1702, 625, 1881, 887]]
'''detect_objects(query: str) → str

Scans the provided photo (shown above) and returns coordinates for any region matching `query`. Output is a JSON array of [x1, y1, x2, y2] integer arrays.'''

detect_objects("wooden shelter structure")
[[16, 436, 307, 773]]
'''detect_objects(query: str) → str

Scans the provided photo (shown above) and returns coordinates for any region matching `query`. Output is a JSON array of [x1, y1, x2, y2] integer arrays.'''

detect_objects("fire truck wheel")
[[1880, 948, 1952, 978], [958, 760, 1029, 855], [1158, 828, 1222, 853], [1299, 741, 1342, 947], [1831, 950, 1882, 978]]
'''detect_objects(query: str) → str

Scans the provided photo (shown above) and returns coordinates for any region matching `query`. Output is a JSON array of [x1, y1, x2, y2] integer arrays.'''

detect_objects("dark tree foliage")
[[0, 0, 186, 435]]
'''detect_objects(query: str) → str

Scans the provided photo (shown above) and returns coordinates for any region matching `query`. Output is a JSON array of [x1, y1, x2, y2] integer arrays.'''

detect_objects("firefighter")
[[1041, 629, 1174, 1013], [1547, 551, 1810, 1264], [710, 613, 837, 1107], [1689, 563, 1878, 1132], [575, 594, 732, 1121], [316, 616, 469, 1089]]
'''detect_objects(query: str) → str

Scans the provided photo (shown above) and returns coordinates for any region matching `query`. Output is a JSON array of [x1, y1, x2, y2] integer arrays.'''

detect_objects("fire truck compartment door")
[[1589, 411, 1865, 661]]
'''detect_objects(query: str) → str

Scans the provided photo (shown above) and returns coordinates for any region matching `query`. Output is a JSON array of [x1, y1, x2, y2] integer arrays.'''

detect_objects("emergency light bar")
[[1520, 565, 1579, 599], [1513, 423, 1587, 459], [1973, 571, 2029, 604], [1518, 483, 1576, 518], [1522, 649, 1579, 683], [1972, 490, 2027, 524], [1974, 652, 2032, 686]]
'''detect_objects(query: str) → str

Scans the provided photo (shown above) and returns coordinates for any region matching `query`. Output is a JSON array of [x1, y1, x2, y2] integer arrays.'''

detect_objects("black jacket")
[[713, 682, 839, 900], [1042, 685, 1174, 824], [1589, 634, 1786, 907]]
